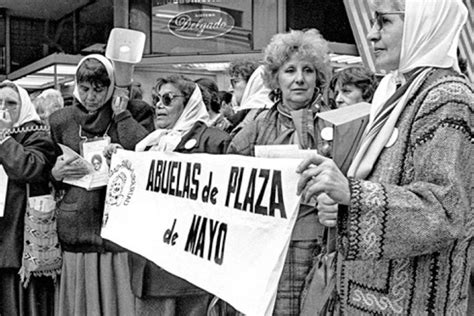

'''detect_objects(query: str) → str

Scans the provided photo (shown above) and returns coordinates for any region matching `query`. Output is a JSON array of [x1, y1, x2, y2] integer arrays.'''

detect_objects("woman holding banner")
[[297, 0, 473, 314], [119, 75, 230, 315], [49, 54, 154, 315], [227, 29, 332, 315]]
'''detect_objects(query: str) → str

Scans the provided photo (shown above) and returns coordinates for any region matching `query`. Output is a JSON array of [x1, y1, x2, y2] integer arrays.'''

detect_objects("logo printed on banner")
[[168, 9, 234, 39], [107, 159, 136, 207], [103, 160, 136, 227], [101, 150, 301, 315]]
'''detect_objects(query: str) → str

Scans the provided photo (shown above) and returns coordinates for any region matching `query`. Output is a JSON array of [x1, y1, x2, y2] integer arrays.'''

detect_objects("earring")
[[271, 88, 282, 102]]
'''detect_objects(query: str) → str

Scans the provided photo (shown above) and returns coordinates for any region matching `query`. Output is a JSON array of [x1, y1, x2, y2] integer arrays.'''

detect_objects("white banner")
[[101, 150, 302, 315]]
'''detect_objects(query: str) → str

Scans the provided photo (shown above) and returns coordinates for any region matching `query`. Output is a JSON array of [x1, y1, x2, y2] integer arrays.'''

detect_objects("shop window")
[[151, 0, 253, 54], [10, 18, 45, 72], [286, 0, 355, 44]]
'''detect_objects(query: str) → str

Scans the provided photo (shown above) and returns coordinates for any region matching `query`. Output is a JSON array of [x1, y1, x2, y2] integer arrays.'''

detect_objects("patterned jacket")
[[336, 68, 473, 315]]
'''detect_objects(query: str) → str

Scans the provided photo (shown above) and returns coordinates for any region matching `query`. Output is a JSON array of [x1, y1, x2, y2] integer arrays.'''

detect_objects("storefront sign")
[[168, 9, 234, 39], [101, 150, 302, 315]]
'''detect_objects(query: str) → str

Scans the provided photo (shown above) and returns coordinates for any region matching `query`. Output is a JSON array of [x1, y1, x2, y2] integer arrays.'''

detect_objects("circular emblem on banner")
[[168, 9, 235, 40], [106, 159, 136, 208]]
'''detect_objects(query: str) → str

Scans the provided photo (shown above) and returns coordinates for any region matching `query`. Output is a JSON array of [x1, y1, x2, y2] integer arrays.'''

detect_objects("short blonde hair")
[[262, 29, 331, 92], [33, 89, 64, 120]]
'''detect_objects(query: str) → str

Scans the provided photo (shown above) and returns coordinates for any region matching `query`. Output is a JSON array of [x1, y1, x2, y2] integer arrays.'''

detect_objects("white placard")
[[101, 150, 302, 315]]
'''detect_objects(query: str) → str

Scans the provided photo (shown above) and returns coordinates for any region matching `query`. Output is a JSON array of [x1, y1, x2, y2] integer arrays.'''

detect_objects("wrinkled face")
[[230, 75, 247, 106], [0, 87, 21, 124], [335, 83, 365, 107], [77, 81, 109, 113], [154, 83, 186, 129], [277, 55, 317, 110], [367, 4, 404, 71]]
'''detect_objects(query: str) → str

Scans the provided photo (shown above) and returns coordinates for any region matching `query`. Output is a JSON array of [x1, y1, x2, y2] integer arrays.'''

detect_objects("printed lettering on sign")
[[168, 9, 235, 39]]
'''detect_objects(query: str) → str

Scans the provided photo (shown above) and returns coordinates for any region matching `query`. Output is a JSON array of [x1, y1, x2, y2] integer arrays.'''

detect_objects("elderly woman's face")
[[154, 83, 186, 129], [367, 3, 404, 71], [77, 82, 109, 113], [277, 55, 317, 110], [0, 87, 21, 124]]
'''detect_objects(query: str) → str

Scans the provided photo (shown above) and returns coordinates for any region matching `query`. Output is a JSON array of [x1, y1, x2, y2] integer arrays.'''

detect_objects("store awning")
[[9, 47, 363, 91], [6, 53, 83, 90]]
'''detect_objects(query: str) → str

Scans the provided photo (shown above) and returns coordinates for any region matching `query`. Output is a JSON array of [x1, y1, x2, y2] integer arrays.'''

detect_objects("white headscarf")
[[239, 65, 272, 111], [72, 54, 115, 106], [135, 85, 210, 152], [1, 81, 41, 127], [400, 0, 467, 74], [348, 0, 468, 179], [370, 0, 467, 120]]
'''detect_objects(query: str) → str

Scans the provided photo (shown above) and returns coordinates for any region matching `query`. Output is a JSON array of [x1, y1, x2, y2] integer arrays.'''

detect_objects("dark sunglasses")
[[370, 11, 404, 31], [153, 92, 185, 107]]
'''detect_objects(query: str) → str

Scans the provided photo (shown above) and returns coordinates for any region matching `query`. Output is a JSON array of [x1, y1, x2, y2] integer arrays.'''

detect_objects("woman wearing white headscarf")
[[0, 81, 58, 315], [228, 65, 273, 135], [297, 0, 473, 314], [116, 75, 230, 315], [49, 54, 154, 315]]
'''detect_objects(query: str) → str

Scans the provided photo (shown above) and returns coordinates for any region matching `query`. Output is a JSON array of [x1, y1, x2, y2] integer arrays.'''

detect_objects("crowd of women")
[[0, 0, 472, 315]]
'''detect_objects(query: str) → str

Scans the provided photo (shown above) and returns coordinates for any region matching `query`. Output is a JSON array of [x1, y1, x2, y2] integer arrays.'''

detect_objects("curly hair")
[[329, 66, 378, 102], [262, 29, 331, 92], [228, 60, 260, 82], [153, 75, 196, 106], [33, 89, 64, 121]]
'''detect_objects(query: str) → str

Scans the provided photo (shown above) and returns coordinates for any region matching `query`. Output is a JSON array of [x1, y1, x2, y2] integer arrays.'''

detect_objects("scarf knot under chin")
[[275, 101, 319, 149]]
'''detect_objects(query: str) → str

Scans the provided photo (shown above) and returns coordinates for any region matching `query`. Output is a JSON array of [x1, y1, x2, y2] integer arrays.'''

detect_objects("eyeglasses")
[[370, 11, 404, 31], [153, 93, 185, 107]]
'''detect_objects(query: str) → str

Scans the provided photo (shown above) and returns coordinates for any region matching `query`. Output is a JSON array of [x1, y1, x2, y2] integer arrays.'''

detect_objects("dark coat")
[[0, 122, 58, 268], [49, 99, 155, 253], [129, 121, 231, 298]]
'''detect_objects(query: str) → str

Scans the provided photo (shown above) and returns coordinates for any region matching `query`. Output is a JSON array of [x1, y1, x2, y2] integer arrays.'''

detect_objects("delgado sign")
[[101, 150, 302, 315], [168, 9, 234, 39]]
